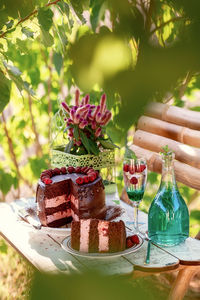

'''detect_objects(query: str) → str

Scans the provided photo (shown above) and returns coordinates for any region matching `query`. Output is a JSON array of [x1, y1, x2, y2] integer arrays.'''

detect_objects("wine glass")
[[123, 158, 147, 233]]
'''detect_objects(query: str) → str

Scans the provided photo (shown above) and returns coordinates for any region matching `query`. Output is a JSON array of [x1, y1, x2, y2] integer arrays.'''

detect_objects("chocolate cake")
[[36, 167, 106, 227], [71, 219, 126, 253]]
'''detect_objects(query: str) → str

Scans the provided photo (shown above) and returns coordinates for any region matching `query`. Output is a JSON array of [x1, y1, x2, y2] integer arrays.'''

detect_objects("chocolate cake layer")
[[47, 216, 72, 228], [45, 202, 70, 215], [71, 221, 80, 250], [89, 219, 99, 252]]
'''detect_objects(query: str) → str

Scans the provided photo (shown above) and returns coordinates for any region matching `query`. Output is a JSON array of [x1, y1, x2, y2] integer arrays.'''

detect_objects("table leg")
[[168, 267, 197, 300]]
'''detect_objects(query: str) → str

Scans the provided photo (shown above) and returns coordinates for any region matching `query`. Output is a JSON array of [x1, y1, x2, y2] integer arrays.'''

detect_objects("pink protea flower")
[[61, 102, 70, 113], [95, 127, 102, 137], [96, 112, 102, 123], [74, 113, 81, 124], [84, 94, 90, 104], [75, 89, 80, 107], [101, 111, 112, 126], [70, 109, 76, 121], [91, 120, 97, 130], [67, 118, 73, 126], [100, 93, 106, 113], [79, 120, 88, 129], [76, 104, 90, 115]]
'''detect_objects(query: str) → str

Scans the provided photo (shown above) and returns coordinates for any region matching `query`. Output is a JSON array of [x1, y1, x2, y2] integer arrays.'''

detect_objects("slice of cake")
[[71, 219, 126, 253], [36, 167, 106, 227]]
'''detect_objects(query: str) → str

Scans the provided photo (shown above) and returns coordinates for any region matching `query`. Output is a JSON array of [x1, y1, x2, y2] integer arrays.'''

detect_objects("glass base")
[[149, 233, 188, 247]]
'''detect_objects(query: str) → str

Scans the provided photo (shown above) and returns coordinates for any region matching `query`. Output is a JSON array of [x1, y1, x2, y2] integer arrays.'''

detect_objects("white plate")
[[61, 235, 144, 258]]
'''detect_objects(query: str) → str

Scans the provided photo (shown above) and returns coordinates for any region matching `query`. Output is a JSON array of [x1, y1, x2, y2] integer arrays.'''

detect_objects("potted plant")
[[51, 90, 118, 193]]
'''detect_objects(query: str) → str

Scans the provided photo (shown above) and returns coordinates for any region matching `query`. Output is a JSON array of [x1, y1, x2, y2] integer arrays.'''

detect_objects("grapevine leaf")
[[0, 169, 14, 195], [0, 240, 7, 254], [29, 157, 48, 179], [21, 27, 34, 39], [80, 131, 91, 154], [0, 72, 11, 112], [90, 0, 105, 31], [3, 61, 22, 76], [53, 52, 63, 75], [37, 7, 54, 32]]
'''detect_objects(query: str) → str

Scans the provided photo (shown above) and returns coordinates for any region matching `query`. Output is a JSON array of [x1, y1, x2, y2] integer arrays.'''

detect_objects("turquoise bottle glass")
[[148, 151, 189, 246]]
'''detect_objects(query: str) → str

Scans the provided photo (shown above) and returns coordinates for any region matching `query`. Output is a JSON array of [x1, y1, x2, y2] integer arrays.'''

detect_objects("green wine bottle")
[[148, 148, 189, 246]]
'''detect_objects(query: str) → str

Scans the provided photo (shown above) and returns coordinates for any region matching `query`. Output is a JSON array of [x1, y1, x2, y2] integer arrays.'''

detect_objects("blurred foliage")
[[0, 0, 199, 234], [30, 270, 166, 300]]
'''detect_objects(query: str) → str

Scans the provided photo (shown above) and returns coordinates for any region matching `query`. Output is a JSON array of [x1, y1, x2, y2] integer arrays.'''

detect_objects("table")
[[0, 195, 200, 300]]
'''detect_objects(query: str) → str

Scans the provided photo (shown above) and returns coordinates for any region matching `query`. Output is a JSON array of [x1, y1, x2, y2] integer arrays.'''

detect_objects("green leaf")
[[57, 25, 68, 47], [6, 19, 14, 29], [80, 131, 91, 154], [0, 169, 14, 195], [90, 0, 105, 31], [3, 61, 22, 76], [0, 72, 11, 112], [124, 146, 137, 160], [21, 27, 34, 39], [88, 139, 100, 155], [29, 157, 48, 179], [99, 139, 118, 149], [64, 140, 74, 153], [37, 7, 53, 31], [53, 52, 63, 75], [41, 29, 54, 47], [73, 125, 79, 141]]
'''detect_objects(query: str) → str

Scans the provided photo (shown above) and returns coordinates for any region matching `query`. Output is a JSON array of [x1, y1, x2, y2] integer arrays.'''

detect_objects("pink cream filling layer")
[[45, 195, 68, 208], [46, 209, 71, 223], [79, 219, 91, 252], [98, 221, 109, 252]]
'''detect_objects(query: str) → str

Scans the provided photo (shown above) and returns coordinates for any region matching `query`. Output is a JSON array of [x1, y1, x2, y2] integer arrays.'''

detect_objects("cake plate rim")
[[61, 235, 144, 258]]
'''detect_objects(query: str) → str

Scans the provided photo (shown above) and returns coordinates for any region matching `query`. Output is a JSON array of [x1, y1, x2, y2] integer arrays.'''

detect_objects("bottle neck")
[[160, 154, 176, 189]]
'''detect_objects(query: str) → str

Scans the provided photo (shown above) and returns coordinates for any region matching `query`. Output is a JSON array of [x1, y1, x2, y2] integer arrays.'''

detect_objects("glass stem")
[[133, 202, 139, 232]]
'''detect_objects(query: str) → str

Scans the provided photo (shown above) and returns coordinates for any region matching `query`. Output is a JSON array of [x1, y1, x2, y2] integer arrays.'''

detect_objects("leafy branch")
[[0, 0, 61, 39]]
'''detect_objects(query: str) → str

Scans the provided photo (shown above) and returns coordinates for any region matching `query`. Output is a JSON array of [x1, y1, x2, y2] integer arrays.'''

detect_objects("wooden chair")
[[121, 103, 200, 300]]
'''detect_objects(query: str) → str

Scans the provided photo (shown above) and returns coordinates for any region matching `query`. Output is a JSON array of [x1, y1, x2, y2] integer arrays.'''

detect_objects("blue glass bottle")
[[148, 151, 189, 246]]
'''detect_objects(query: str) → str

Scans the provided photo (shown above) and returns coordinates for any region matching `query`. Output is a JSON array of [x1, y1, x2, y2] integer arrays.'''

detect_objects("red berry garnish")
[[53, 168, 61, 175], [123, 164, 129, 172], [130, 176, 138, 185], [87, 168, 94, 174], [140, 164, 146, 172], [43, 178, 52, 185], [83, 176, 90, 183], [81, 167, 88, 173], [129, 166, 135, 174], [88, 175, 95, 182], [68, 166, 75, 173], [89, 172, 97, 180], [130, 235, 140, 245], [76, 177, 84, 185], [126, 238, 134, 248], [60, 167, 67, 174], [75, 167, 82, 173]]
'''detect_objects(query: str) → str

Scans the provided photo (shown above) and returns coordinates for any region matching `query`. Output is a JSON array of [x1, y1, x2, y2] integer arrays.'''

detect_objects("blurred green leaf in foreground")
[[30, 271, 165, 300]]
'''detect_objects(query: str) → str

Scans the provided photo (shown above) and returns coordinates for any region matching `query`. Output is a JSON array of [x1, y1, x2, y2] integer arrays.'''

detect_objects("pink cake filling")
[[46, 209, 71, 223], [45, 194, 68, 208], [70, 194, 79, 209], [71, 210, 79, 221], [79, 219, 91, 252], [98, 221, 109, 252]]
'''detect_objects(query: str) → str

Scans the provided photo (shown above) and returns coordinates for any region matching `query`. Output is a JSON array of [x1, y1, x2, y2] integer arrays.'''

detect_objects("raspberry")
[[43, 178, 52, 185], [86, 168, 94, 174], [81, 167, 88, 173], [88, 175, 95, 182], [75, 167, 82, 173], [129, 166, 135, 174], [53, 168, 61, 175], [136, 164, 146, 173], [123, 164, 129, 172], [76, 177, 84, 185], [60, 167, 67, 174], [83, 176, 90, 183], [84, 167, 90, 173], [89, 172, 97, 180], [130, 235, 140, 245], [126, 237, 133, 248], [68, 166, 75, 173], [130, 176, 138, 185]]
